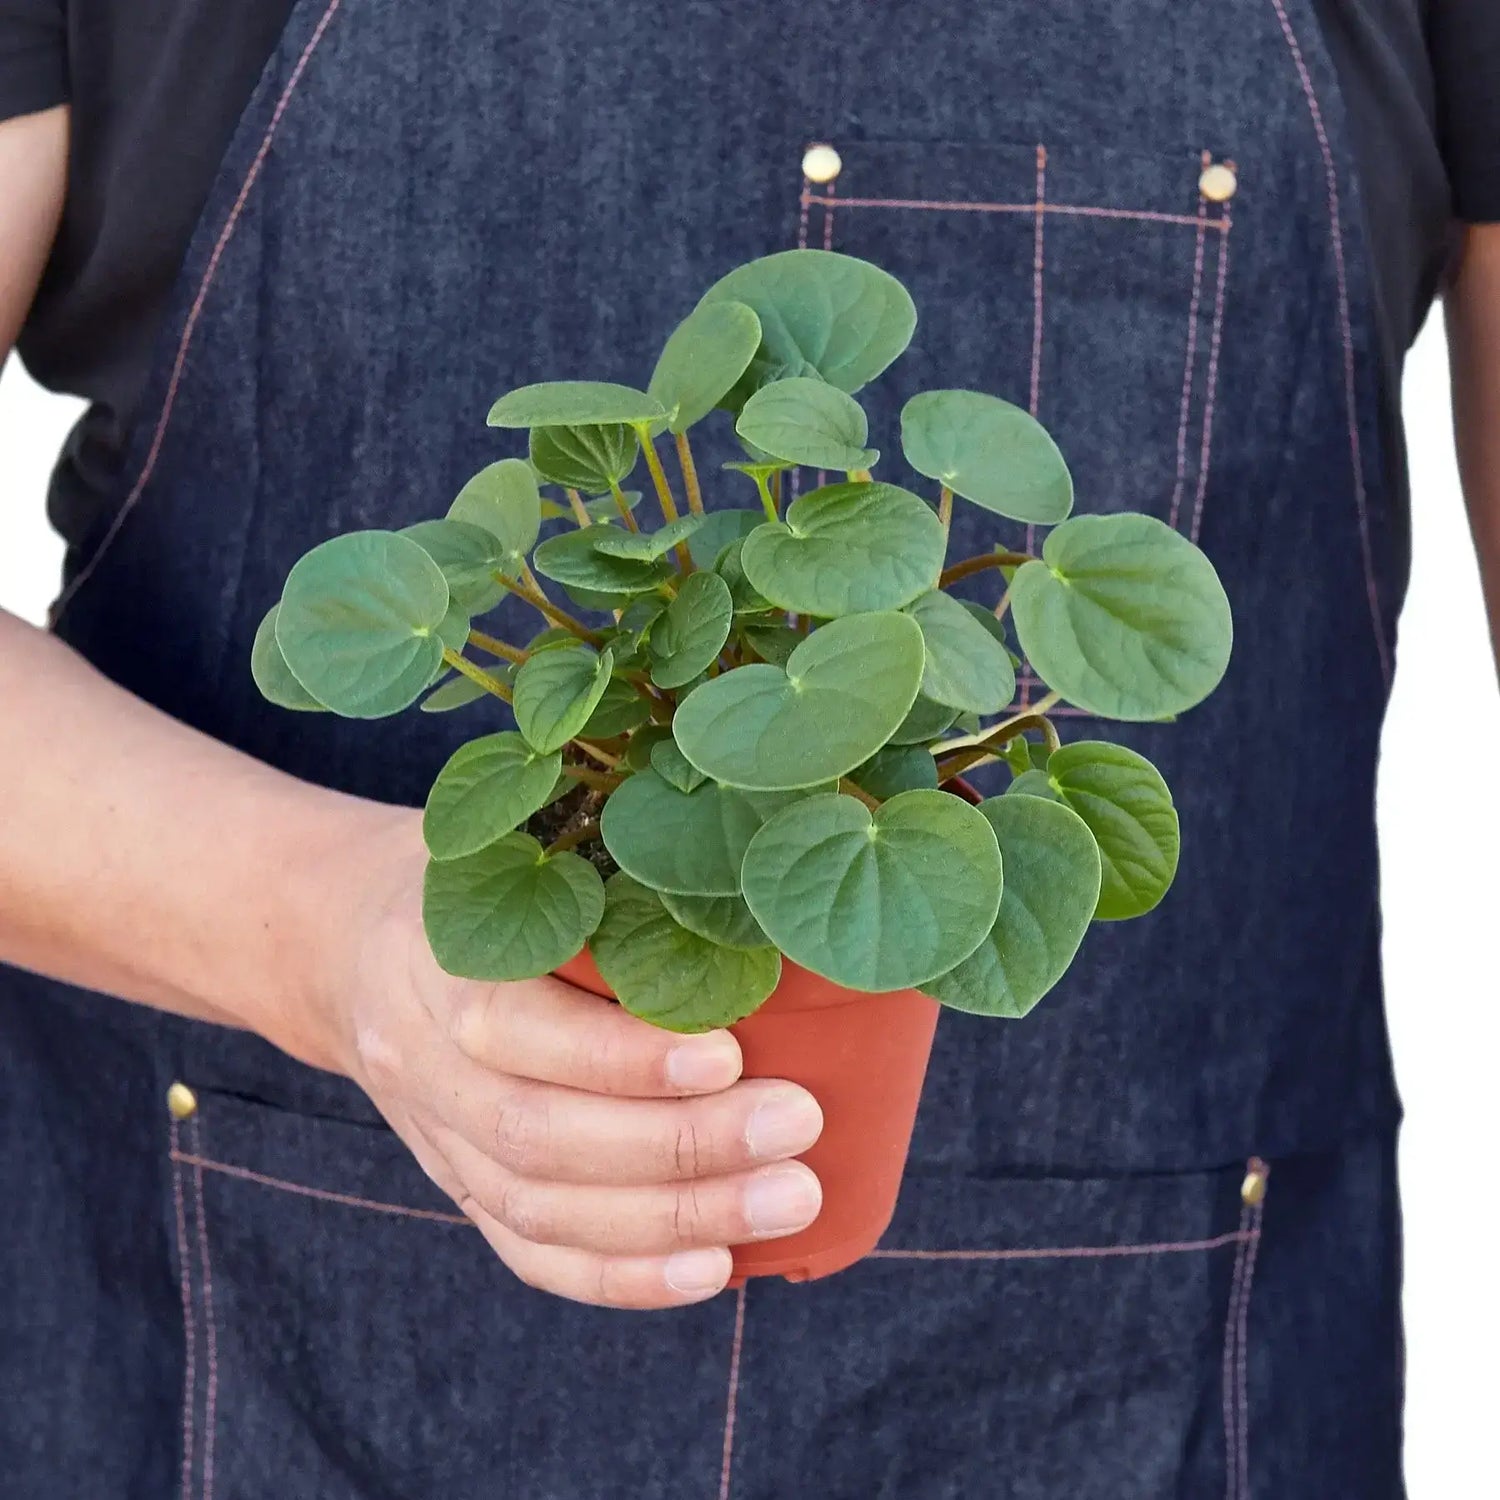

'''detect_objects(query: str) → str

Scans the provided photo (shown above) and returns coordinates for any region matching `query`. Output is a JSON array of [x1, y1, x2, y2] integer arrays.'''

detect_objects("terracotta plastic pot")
[[554, 948, 940, 1284]]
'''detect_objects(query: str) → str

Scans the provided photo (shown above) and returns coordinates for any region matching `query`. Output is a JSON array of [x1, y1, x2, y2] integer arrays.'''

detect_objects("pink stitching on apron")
[[1233, 1169, 1268, 1499], [1025, 143, 1048, 561], [822, 179, 836, 251], [1265, 0, 1390, 685], [869, 1228, 1254, 1262], [170, 1151, 471, 1225], [170, 1120, 198, 1500], [1191, 194, 1234, 546], [189, 1123, 221, 1500], [1169, 160, 1212, 532], [718, 1285, 748, 1500], [801, 194, 1227, 232], [50, 0, 346, 624], [797, 174, 811, 251], [1221, 1202, 1252, 1499]]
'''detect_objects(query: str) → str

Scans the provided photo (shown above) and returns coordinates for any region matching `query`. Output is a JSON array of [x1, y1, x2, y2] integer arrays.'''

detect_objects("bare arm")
[[1445, 224, 1500, 672], [0, 108, 821, 1308]]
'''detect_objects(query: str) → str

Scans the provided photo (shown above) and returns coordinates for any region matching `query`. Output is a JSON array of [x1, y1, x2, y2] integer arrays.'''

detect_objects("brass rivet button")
[[1199, 161, 1238, 203], [166, 1082, 198, 1120], [1240, 1164, 1268, 1207], [801, 143, 843, 185]]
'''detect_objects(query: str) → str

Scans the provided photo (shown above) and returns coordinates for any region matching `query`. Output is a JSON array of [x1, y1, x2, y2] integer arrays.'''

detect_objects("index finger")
[[446, 973, 745, 1097]]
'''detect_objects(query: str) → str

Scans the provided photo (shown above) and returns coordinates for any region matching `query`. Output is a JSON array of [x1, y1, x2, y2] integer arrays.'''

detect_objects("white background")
[[2, 317, 1498, 1489]]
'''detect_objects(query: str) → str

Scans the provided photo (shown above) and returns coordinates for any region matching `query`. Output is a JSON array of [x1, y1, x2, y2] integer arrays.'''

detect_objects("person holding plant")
[[1, 1, 1497, 1496]]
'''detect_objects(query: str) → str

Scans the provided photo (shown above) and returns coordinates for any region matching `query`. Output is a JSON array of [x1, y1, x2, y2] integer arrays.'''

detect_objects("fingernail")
[[666, 1034, 741, 1091], [745, 1088, 823, 1160], [745, 1165, 822, 1237], [664, 1248, 730, 1294]]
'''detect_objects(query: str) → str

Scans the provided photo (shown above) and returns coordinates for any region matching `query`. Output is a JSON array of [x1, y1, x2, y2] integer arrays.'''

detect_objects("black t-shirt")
[[2, 0, 1498, 550]]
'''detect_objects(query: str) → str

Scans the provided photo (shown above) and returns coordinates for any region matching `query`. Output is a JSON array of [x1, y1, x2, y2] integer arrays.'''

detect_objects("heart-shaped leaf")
[[423, 732, 564, 861], [401, 520, 507, 614], [905, 590, 1017, 714], [446, 460, 541, 575], [600, 768, 804, 895], [275, 531, 449, 719], [735, 377, 878, 471], [532, 526, 674, 596], [900, 390, 1073, 524], [888, 693, 961, 746], [593, 514, 705, 562], [715, 538, 775, 614], [740, 482, 944, 617], [591, 875, 781, 1033], [742, 790, 1002, 990], [922, 794, 1101, 1017], [512, 645, 615, 754], [687, 509, 765, 570], [698, 250, 917, 395], [739, 622, 801, 666], [648, 301, 763, 433], [850, 744, 939, 799], [423, 834, 605, 981], [622, 725, 672, 771], [649, 571, 734, 689], [579, 677, 652, 738], [672, 612, 924, 790], [420, 673, 492, 713], [529, 424, 639, 492], [488, 382, 665, 429], [1010, 741, 1179, 919], [252, 606, 327, 711], [1010, 514, 1233, 721], [659, 890, 772, 950], [649, 737, 707, 794]]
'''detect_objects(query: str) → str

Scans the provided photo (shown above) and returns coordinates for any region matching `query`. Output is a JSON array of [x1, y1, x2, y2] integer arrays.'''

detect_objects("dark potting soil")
[[525, 762, 617, 876]]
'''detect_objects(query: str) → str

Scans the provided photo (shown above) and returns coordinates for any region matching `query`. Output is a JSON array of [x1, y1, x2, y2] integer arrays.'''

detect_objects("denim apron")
[[1, 1, 1409, 1495]]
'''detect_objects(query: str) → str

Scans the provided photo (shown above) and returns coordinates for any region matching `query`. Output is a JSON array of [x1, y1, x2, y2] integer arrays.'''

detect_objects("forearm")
[[1445, 225, 1500, 673], [0, 608, 402, 1065]]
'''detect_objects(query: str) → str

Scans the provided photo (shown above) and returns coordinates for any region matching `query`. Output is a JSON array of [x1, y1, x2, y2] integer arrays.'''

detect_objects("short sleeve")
[[1431, 0, 1500, 223], [0, 0, 67, 124]]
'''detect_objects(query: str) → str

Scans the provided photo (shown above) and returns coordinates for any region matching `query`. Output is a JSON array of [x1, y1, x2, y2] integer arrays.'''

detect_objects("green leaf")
[[579, 677, 652, 738], [437, 603, 474, 655], [905, 590, 1017, 714], [1010, 514, 1233, 721], [889, 693, 961, 746], [740, 482, 945, 617], [851, 744, 939, 799], [621, 724, 672, 770], [649, 738, 706, 794], [922, 795, 1101, 1017], [741, 790, 1002, 990], [740, 622, 801, 666], [687, 509, 765, 570], [275, 531, 449, 719], [512, 645, 615, 754], [423, 834, 605, 981], [900, 390, 1073, 524], [735, 377, 878, 471], [592, 514, 705, 562], [252, 606, 327, 712], [715, 538, 775, 615], [532, 526, 675, 596], [659, 890, 772, 950], [671, 612, 925, 790], [446, 460, 541, 575], [488, 382, 665, 429], [1017, 741, 1179, 919], [959, 600, 1012, 646], [591, 875, 781, 1033], [401, 519, 507, 614], [698, 250, 917, 395], [648, 301, 763, 434], [423, 733, 564, 861], [1006, 768, 1061, 799], [529, 424, 639, 492], [649, 571, 734, 689], [600, 768, 804, 895], [420, 673, 493, 713], [618, 595, 668, 636]]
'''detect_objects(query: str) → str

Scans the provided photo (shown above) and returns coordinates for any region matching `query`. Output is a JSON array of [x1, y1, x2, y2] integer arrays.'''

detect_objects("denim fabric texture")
[[1, 0, 1407, 1495]]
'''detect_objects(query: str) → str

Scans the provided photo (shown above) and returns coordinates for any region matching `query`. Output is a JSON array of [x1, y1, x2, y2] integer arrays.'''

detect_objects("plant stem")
[[467, 629, 527, 664], [674, 431, 706, 517], [440, 647, 512, 703], [608, 480, 640, 532], [754, 470, 779, 523], [509, 564, 606, 646], [938, 486, 953, 532], [838, 777, 882, 811], [938, 550, 1035, 589], [561, 765, 623, 792], [545, 819, 602, 856], [993, 590, 1012, 624], [566, 489, 592, 527], [934, 693, 1062, 779], [571, 739, 620, 769], [637, 430, 693, 569], [849, 469, 873, 483]]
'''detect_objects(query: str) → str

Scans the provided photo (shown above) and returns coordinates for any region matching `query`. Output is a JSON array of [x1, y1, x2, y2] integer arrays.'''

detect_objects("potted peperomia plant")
[[252, 250, 1232, 1283]]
